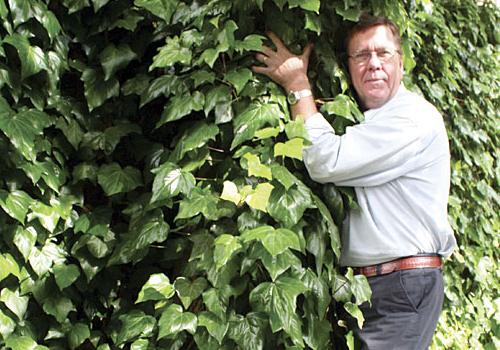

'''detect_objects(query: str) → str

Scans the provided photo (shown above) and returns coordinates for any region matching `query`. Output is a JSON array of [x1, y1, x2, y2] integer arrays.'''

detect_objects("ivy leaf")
[[225, 68, 252, 95], [81, 67, 120, 111], [234, 34, 266, 52], [271, 164, 297, 191], [312, 194, 341, 258], [157, 91, 205, 127], [305, 12, 321, 34], [268, 184, 312, 228], [0, 105, 55, 161], [228, 313, 268, 350], [274, 138, 304, 160], [135, 0, 177, 23], [108, 210, 169, 265], [29, 242, 65, 276], [0, 190, 33, 223], [0, 288, 29, 320], [53, 263, 80, 290], [322, 94, 353, 120], [244, 183, 274, 213], [255, 126, 280, 140], [213, 234, 242, 269], [175, 187, 221, 221], [243, 153, 272, 180], [4, 335, 49, 350], [112, 10, 143, 31], [170, 121, 219, 161], [241, 225, 301, 257], [32, 2, 62, 41], [0, 309, 16, 339], [191, 70, 215, 88], [220, 181, 242, 205], [249, 276, 307, 345], [0, 254, 20, 283], [253, 245, 302, 281], [100, 43, 137, 80], [151, 162, 195, 203], [102, 123, 142, 154], [68, 323, 90, 350], [56, 117, 84, 149], [140, 74, 186, 107], [288, 0, 320, 13], [29, 201, 60, 233], [115, 310, 156, 345], [198, 311, 229, 344], [3, 33, 47, 79], [285, 118, 309, 140], [231, 102, 282, 150], [346, 269, 372, 306], [344, 302, 364, 329], [150, 36, 191, 70], [62, 0, 90, 14], [202, 289, 227, 321], [174, 277, 208, 309], [43, 296, 75, 323], [158, 304, 197, 340], [13, 226, 37, 261], [204, 85, 232, 116], [136, 273, 175, 303], [97, 163, 142, 196]]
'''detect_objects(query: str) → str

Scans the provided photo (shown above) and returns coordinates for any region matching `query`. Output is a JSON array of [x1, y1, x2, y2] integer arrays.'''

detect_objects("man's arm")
[[251, 32, 318, 122]]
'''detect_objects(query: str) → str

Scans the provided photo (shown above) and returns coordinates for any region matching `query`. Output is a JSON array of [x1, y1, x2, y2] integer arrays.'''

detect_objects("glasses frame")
[[348, 48, 401, 65]]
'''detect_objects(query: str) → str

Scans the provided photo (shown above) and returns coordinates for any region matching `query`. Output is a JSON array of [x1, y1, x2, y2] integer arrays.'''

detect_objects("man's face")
[[347, 25, 403, 110]]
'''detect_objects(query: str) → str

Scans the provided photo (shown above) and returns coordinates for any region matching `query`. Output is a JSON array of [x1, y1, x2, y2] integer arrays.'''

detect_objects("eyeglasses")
[[348, 48, 400, 64]]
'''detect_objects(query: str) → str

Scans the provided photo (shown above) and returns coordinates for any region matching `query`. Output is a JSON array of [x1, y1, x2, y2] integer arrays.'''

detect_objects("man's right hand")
[[251, 32, 314, 93]]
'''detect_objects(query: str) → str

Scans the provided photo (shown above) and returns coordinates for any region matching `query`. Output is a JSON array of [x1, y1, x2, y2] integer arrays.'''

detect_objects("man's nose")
[[367, 52, 382, 69]]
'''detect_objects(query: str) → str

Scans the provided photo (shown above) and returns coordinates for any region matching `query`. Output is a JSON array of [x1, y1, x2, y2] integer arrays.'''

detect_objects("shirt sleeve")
[[303, 112, 425, 187]]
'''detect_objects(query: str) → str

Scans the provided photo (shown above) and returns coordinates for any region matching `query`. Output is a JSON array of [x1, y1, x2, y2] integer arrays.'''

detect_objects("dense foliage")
[[0, 0, 497, 349]]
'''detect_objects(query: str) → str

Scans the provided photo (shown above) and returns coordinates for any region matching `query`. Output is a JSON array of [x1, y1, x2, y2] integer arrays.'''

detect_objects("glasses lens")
[[350, 48, 398, 64]]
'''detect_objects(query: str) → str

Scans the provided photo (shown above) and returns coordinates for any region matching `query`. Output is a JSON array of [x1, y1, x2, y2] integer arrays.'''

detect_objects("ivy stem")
[[208, 146, 226, 153]]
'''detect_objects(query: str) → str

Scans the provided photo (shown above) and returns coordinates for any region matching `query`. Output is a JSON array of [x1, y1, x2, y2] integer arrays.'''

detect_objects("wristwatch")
[[287, 89, 312, 105]]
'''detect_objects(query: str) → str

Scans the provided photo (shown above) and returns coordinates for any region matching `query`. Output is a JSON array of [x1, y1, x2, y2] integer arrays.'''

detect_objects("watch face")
[[287, 92, 298, 104]]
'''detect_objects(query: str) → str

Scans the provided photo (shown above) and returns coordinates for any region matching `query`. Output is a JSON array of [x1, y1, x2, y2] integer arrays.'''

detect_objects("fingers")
[[302, 43, 314, 61], [266, 31, 286, 51]]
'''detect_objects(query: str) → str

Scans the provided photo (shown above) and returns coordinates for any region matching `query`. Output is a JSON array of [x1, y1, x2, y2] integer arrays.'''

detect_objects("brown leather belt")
[[353, 255, 442, 278]]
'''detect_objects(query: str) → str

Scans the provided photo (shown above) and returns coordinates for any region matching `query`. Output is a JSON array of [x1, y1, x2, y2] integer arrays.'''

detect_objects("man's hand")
[[252, 32, 314, 92]]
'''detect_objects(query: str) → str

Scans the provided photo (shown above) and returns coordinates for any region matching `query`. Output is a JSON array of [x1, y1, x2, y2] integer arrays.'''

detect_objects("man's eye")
[[354, 52, 371, 60], [378, 49, 393, 58]]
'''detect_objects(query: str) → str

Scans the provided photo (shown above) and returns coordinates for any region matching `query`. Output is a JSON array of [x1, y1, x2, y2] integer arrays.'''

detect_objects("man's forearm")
[[285, 78, 319, 122]]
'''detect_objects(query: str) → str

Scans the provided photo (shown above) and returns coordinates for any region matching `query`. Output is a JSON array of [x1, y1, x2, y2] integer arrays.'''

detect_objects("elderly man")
[[252, 14, 456, 350]]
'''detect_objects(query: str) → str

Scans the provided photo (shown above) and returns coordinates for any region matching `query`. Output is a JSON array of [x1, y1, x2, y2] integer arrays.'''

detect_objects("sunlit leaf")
[[3, 33, 47, 79], [151, 162, 195, 203], [214, 234, 242, 269], [174, 277, 208, 309], [158, 304, 197, 339], [274, 138, 304, 160], [136, 273, 175, 303], [135, 0, 177, 23], [157, 91, 205, 127], [231, 102, 282, 150], [115, 309, 156, 345]]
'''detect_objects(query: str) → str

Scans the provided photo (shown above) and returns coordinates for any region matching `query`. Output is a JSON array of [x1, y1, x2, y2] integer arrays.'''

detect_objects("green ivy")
[[0, 0, 497, 349]]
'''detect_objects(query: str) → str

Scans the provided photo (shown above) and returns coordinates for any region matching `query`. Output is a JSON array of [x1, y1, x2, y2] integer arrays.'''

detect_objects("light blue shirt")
[[303, 85, 456, 266]]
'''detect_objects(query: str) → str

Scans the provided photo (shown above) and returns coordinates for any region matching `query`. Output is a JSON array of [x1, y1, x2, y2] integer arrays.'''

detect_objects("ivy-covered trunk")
[[0, 0, 497, 349]]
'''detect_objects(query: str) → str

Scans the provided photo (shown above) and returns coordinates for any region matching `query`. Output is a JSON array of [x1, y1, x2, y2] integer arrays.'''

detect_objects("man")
[[252, 14, 456, 350]]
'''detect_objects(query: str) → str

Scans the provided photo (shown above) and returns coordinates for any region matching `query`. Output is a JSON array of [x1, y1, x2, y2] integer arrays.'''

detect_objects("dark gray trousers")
[[353, 268, 444, 350]]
